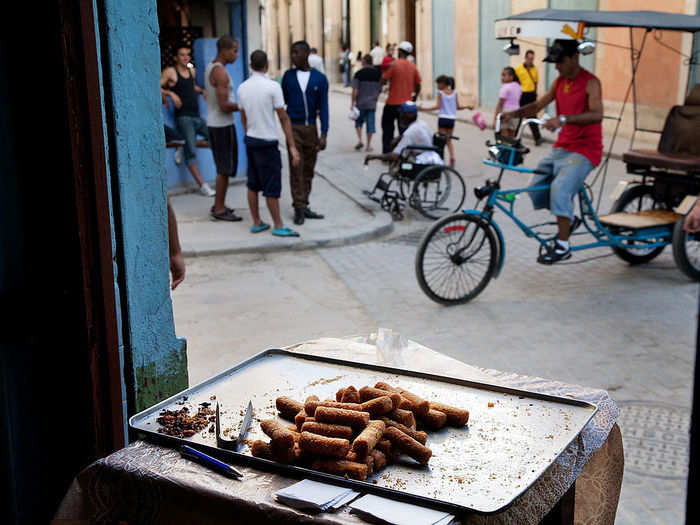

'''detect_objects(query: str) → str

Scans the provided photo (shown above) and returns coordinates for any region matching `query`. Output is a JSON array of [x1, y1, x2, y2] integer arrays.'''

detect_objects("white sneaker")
[[174, 146, 184, 165], [199, 182, 216, 197]]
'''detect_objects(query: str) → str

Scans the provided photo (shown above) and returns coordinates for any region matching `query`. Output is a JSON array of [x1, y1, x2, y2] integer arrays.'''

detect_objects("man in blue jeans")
[[502, 39, 603, 264], [161, 45, 215, 197], [351, 54, 381, 152]]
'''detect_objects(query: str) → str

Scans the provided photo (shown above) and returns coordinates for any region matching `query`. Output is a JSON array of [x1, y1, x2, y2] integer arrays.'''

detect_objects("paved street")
[[172, 89, 696, 524]]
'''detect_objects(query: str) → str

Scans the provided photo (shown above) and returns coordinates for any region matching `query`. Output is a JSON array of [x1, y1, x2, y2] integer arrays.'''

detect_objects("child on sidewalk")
[[419, 75, 474, 167], [493, 67, 522, 138]]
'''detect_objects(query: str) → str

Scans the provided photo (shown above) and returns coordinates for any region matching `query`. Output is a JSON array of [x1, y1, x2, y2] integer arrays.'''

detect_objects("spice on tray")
[[156, 406, 215, 437]]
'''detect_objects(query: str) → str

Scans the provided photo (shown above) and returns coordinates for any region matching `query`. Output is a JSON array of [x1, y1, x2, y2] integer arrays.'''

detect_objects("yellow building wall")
[[350, 0, 372, 55], [305, 0, 324, 51], [289, 0, 306, 43], [277, 0, 291, 73], [454, 0, 479, 104], [509, 0, 548, 97], [323, 0, 343, 83], [415, 0, 433, 98]]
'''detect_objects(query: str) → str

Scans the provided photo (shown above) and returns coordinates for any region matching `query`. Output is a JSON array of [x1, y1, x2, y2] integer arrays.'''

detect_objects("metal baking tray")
[[129, 349, 597, 515]]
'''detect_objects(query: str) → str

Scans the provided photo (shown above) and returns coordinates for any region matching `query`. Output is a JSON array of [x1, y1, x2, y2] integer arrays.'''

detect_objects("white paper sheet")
[[349, 494, 454, 525]]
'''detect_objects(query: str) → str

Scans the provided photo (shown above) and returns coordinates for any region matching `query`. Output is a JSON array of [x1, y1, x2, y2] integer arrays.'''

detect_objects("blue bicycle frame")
[[465, 144, 673, 276]]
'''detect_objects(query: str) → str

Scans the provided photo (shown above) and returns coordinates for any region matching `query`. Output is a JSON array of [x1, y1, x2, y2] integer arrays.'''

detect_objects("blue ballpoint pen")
[[180, 444, 243, 479]]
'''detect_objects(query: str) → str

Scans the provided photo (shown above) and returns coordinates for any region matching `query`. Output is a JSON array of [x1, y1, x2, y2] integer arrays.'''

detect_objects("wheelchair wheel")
[[415, 213, 497, 305], [409, 165, 466, 220], [610, 184, 667, 264], [672, 216, 700, 281]]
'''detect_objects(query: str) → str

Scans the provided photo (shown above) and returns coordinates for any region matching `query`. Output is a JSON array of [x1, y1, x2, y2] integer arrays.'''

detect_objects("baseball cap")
[[398, 41, 413, 54], [543, 39, 579, 63], [400, 101, 418, 115]]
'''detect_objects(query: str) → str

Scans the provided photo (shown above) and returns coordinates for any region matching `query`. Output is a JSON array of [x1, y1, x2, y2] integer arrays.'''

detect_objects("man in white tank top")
[[204, 36, 242, 221]]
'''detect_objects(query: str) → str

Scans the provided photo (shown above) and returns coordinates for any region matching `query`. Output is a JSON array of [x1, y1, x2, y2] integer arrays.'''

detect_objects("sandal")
[[210, 208, 242, 222], [250, 222, 270, 233], [272, 226, 300, 237], [354, 142, 363, 151]]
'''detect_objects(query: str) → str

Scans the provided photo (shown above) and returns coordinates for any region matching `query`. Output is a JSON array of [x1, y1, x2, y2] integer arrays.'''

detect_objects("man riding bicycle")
[[502, 39, 603, 264]]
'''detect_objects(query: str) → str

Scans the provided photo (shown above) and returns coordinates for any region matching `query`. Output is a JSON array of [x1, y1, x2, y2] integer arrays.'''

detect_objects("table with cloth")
[[55, 334, 623, 525]]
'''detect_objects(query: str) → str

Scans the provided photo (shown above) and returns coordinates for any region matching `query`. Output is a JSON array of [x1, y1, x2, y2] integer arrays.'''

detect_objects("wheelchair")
[[364, 132, 467, 220]]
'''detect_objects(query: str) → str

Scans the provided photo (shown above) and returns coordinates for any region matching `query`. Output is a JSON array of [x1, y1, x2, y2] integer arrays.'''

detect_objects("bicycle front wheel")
[[415, 213, 498, 305]]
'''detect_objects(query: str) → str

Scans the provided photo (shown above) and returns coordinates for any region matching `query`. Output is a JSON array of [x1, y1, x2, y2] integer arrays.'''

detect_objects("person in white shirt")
[[364, 102, 442, 165], [370, 41, 385, 69], [308, 47, 325, 74], [237, 50, 301, 237]]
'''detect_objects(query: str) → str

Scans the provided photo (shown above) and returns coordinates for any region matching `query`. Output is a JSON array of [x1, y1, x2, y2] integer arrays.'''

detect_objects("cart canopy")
[[496, 9, 700, 39]]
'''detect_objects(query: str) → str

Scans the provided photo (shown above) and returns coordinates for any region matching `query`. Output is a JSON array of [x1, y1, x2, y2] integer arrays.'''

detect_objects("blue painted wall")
[[479, 0, 511, 108], [101, 0, 187, 411], [432, 0, 455, 89]]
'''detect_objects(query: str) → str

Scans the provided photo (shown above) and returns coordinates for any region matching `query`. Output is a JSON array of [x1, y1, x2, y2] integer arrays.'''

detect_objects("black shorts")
[[208, 125, 238, 176], [245, 136, 282, 198], [437, 117, 456, 130]]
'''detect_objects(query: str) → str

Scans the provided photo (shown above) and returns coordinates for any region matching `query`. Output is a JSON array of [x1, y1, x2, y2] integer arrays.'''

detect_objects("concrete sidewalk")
[[171, 173, 392, 256]]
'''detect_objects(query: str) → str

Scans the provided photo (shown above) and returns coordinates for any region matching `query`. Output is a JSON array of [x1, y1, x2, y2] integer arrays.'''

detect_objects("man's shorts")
[[245, 136, 282, 198], [355, 108, 376, 134], [208, 125, 238, 177], [437, 117, 455, 130], [528, 148, 595, 221]]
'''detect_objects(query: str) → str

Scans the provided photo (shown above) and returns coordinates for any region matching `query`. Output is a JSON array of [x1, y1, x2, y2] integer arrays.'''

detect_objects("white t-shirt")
[[308, 54, 325, 74], [297, 70, 311, 93], [393, 119, 442, 164], [370, 46, 385, 65], [237, 71, 285, 141]]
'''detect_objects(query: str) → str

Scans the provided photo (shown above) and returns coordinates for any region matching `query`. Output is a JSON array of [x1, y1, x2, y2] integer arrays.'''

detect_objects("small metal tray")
[[129, 349, 597, 515]]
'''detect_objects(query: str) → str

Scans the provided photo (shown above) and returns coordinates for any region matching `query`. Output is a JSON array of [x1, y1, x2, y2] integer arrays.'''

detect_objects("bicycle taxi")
[[415, 8, 700, 305]]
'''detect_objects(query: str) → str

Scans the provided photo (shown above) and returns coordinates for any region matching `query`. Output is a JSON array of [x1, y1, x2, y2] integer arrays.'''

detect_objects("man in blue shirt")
[[281, 40, 329, 225]]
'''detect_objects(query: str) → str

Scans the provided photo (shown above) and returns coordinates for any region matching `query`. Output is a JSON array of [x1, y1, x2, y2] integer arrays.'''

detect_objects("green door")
[[370, 0, 382, 46], [479, 0, 511, 108], [432, 0, 455, 89]]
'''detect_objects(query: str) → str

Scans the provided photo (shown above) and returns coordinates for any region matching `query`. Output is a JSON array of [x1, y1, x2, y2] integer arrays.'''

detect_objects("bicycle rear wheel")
[[415, 213, 497, 305], [410, 165, 466, 220]]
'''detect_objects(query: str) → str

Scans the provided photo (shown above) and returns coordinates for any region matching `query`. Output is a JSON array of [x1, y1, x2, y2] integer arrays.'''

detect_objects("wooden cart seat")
[[623, 149, 700, 172], [598, 209, 680, 229]]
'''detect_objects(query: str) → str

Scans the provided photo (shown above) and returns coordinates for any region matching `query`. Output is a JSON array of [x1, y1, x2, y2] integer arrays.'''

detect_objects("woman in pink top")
[[494, 67, 522, 137]]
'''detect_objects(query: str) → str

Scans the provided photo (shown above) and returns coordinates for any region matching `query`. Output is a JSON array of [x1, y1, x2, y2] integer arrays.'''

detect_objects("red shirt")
[[553, 68, 603, 167], [383, 58, 422, 106], [381, 55, 394, 73]]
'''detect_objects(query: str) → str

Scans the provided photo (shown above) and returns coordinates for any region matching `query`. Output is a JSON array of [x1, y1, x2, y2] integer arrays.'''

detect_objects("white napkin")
[[349, 494, 455, 525], [276, 479, 359, 511]]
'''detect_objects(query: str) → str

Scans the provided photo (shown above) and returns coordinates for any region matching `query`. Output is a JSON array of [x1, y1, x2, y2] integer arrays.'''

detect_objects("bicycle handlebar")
[[494, 113, 554, 142]]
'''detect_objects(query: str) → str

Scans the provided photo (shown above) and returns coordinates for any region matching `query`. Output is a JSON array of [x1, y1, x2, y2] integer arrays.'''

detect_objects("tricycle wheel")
[[610, 184, 666, 264], [415, 213, 497, 305], [672, 216, 700, 281]]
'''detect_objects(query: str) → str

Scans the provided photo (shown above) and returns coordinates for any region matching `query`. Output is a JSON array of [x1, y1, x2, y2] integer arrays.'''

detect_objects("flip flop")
[[354, 143, 363, 151], [250, 222, 270, 233], [272, 226, 300, 237]]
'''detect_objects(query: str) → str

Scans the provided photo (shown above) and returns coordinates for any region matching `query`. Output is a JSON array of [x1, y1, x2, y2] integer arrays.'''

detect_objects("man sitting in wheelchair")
[[364, 101, 443, 167], [502, 39, 603, 264]]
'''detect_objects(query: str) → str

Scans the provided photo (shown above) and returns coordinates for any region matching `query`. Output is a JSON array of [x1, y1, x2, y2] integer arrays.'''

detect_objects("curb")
[[181, 212, 393, 257], [167, 177, 247, 198]]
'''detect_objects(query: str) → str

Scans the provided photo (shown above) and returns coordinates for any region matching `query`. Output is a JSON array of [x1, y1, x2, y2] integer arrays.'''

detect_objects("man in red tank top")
[[503, 39, 603, 264]]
